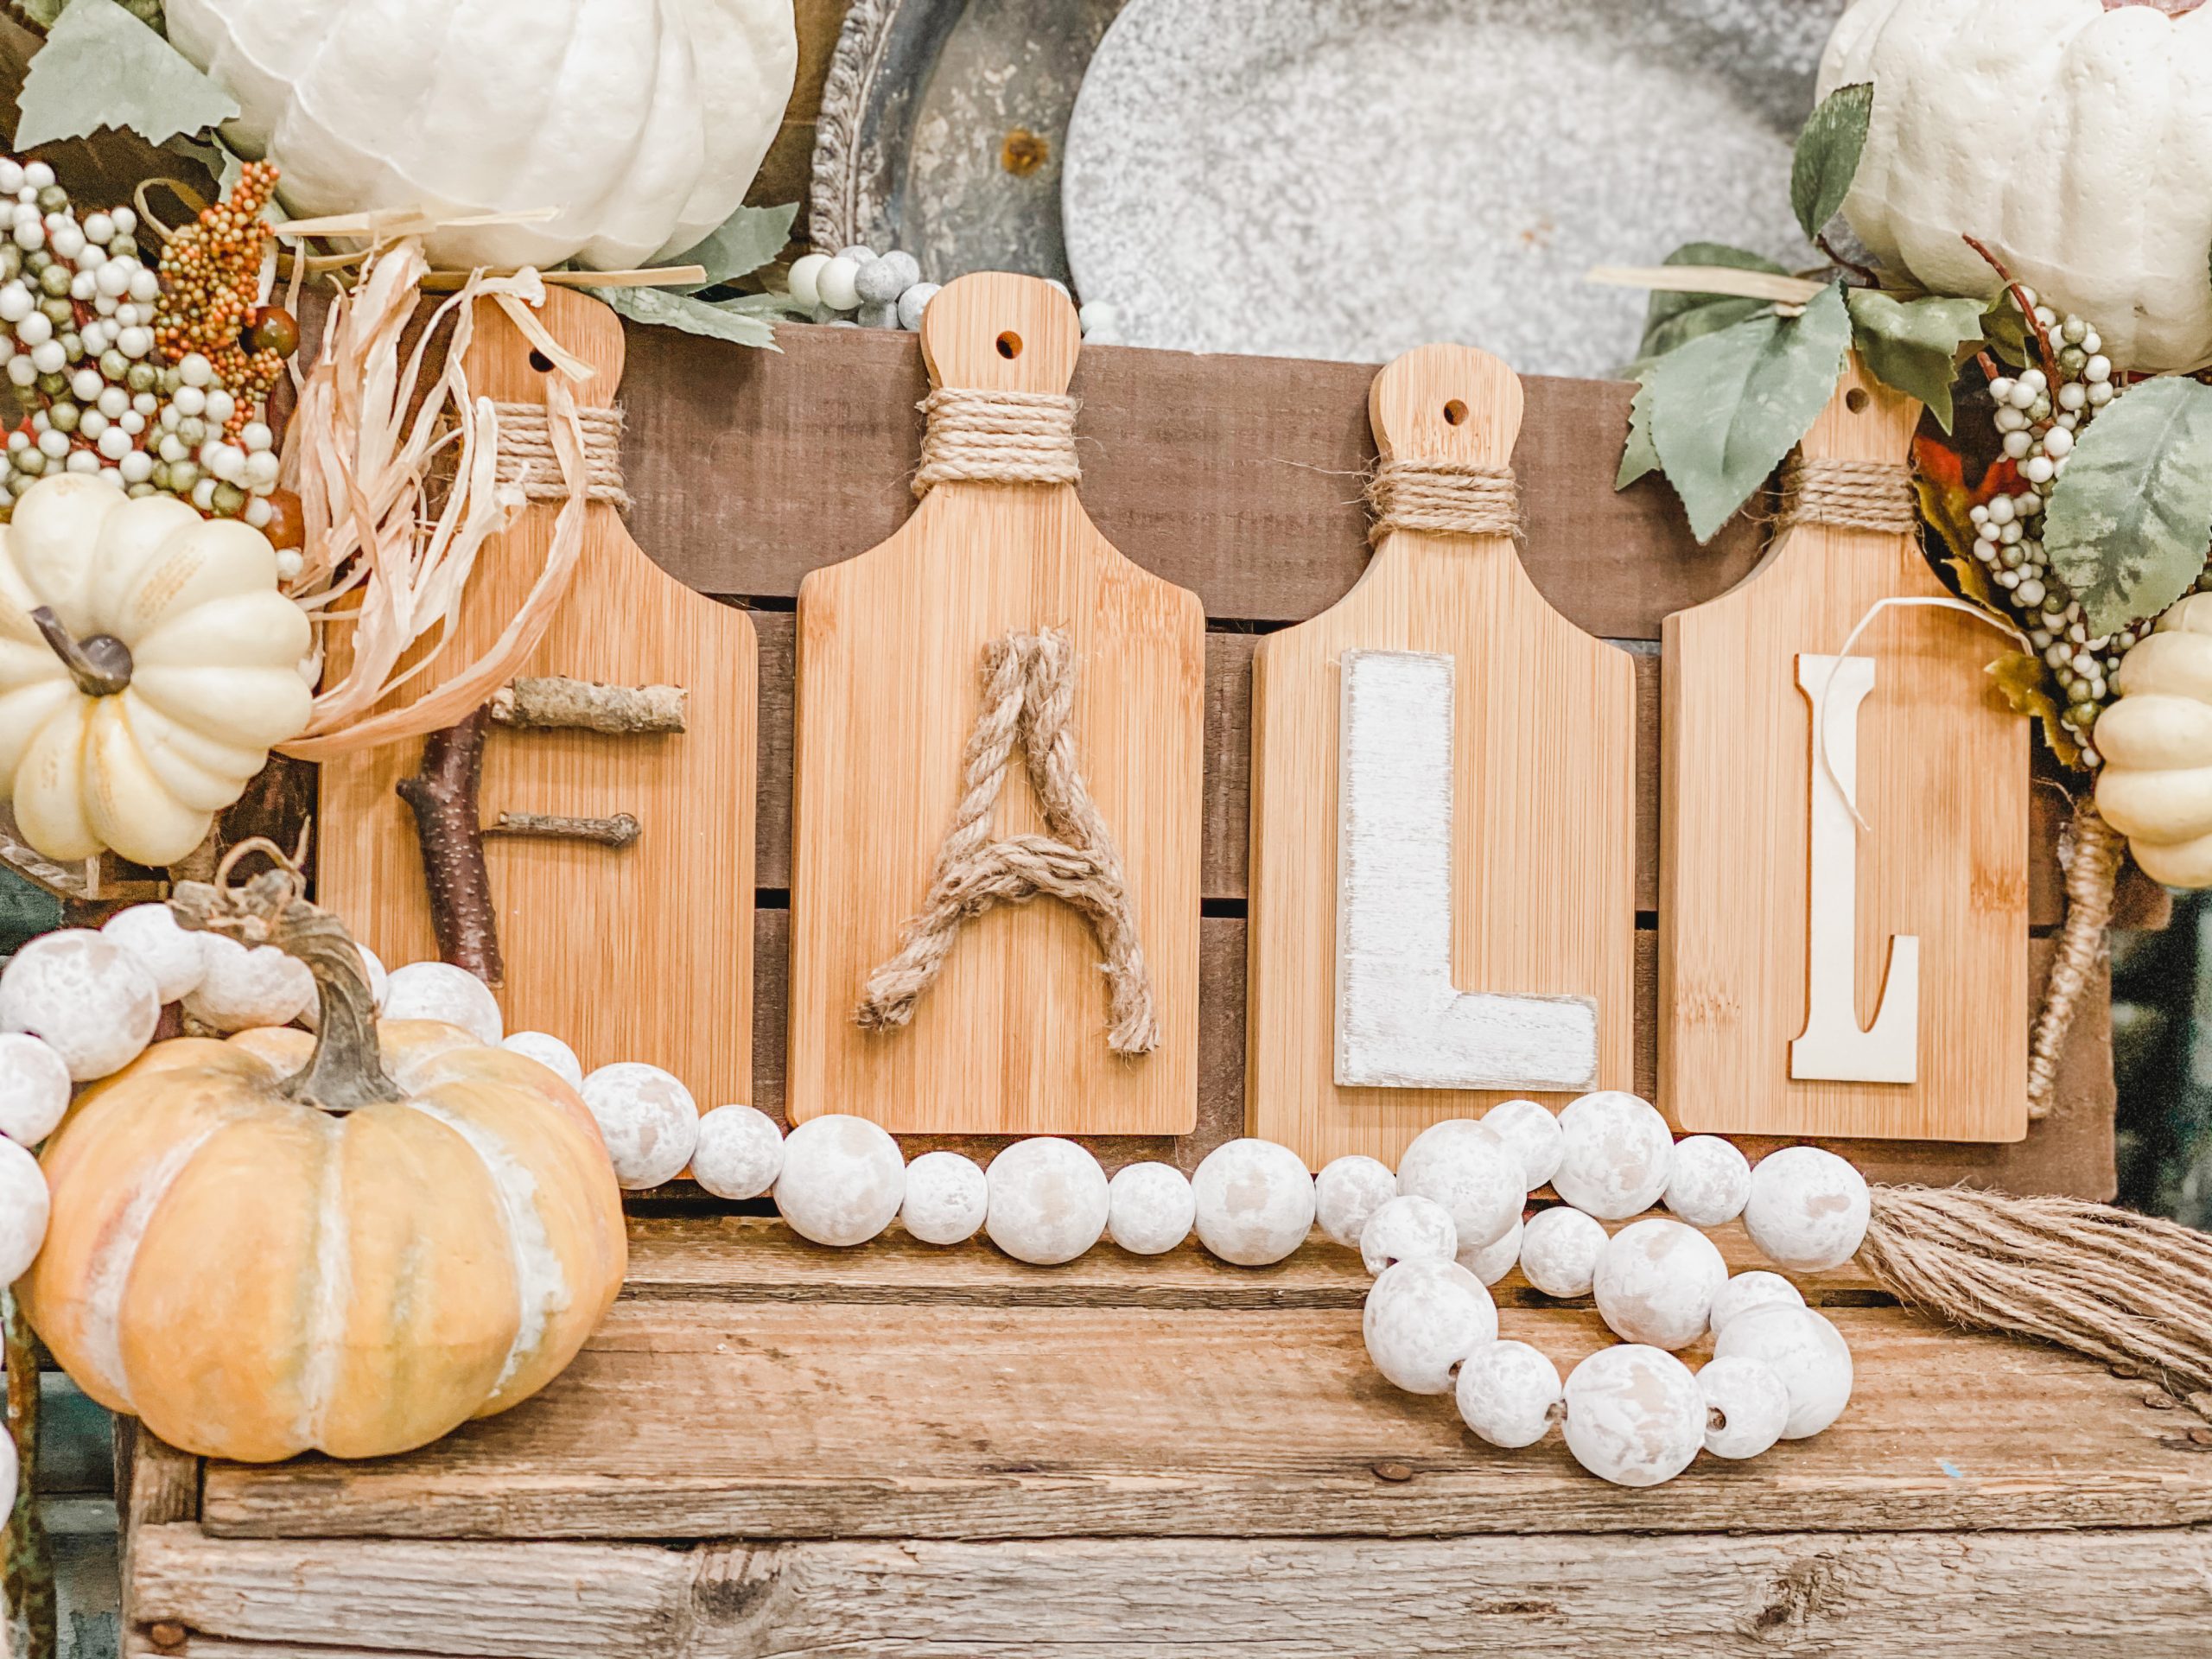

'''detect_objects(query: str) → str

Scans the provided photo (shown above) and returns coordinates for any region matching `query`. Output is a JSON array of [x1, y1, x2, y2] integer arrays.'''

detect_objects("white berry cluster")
[[1345, 1096, 1860, 1487], [787, 244, 1122, 341], [0, 159, 278, 531], [1967, 295, 2141, 766]]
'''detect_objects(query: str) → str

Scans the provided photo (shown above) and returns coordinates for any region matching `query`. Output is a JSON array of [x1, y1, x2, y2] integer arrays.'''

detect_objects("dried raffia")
[[275, 238, 599, 760]]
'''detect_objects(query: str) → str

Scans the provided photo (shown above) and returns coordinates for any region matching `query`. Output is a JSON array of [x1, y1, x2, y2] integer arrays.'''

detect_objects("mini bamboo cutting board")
[[1659, 360, 2026, 1143], [788, 272, 1204, 1135], [317, 289, 756, 1108], [1245, 343, 1637, 1170]]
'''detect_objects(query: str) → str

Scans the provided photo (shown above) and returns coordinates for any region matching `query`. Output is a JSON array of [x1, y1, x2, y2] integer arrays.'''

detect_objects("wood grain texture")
[[787, 275, 1204, 1134], [1247, 346, 1635, 1165], [315, 291, 758, 1105], [130, 1524, 2212, 1658], [1661, 364, 2029, 1143]]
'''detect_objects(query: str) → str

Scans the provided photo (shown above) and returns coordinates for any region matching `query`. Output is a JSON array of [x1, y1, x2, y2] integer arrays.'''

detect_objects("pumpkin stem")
[[30, 604, 132, 697], [168, 840, 406, 1115]]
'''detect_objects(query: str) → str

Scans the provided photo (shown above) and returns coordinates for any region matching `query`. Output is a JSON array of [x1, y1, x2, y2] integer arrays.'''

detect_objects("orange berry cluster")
[[153, 161, 282, 436]]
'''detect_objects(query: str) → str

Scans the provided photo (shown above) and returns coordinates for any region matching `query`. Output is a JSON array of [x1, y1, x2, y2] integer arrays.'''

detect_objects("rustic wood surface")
[[787, 274, 1205, 1134], [1246, 343, 1637, 1165], [190, 1210, 2205, 1544], [315, 292, 759, 1106], [1662, 366, 2029, 1143]]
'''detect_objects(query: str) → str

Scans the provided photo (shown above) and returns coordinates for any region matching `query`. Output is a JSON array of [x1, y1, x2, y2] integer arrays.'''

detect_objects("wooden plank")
[[316, 290, 759, 1105], [198, 1282, 2209, 1541], [1662, 366, 2027, 1143], [130, 1524, 2212, 1659], [785, 274, 1204, 1134], [621, 321, 1767, 635], [1246, 346, 1637, 1166]]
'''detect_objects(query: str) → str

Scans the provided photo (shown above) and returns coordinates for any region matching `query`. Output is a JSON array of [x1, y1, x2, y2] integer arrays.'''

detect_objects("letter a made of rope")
[[854, 627, 1160, 1055]]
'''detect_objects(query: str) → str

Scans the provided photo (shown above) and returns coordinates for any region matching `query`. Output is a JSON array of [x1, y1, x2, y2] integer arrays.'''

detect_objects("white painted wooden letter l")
[[1790, 652, 1919, 1084], [1334, 648, 1599, 1091]]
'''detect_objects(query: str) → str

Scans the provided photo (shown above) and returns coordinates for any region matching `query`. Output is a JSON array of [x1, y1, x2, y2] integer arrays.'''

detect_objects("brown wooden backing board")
[[787, 275, 1204, 1135], [1661, 365, 2029, 1144], [1245, 345, 1637, 1168], [315, 291, 758, 1107]]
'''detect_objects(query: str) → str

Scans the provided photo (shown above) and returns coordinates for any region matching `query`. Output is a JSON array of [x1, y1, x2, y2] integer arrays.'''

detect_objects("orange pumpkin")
[[21, 866, 626, 1461]]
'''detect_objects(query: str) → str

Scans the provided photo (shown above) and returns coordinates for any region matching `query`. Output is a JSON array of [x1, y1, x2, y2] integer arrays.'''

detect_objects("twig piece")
[[396, 710, 503, 986], [4, 1289, 54, 1659], [489, 677, 687, 734], [1962, 233, 2058, 378], [483, 811, 641, 849]]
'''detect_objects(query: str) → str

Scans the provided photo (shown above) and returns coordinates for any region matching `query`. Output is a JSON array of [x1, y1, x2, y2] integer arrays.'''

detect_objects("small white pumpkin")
[[164, 0, 799, 271], [2095, 594, 2212, 885], [1819, 0, 2212, 372], [0, 476, 310, 868]]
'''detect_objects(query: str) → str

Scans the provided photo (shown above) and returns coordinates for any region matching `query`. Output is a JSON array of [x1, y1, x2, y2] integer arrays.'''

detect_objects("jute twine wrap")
[[855, 628, 1158, 1055], [1777, 455, 1918, 535], [493, 401, 631, 510], [1367, 458, 1522, 545], [2027, 797, 2125, 1121], [912, 386, 1081, 498], [1863, 1184, 2212, 1396]]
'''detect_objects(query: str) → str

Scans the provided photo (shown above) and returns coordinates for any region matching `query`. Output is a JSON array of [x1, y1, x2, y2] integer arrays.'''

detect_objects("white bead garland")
[[1313, 1154, 1397, 1249], [985, 1137, 1109, 1265], [186, 932, 314, 1034], [578, 1062, 699, 1191], [690, 1103, 785, 1201], [0, 1033, 71, 1146], [1395, 1117, 1523, 1249], [1696, 1355, 1789, 1460], [1591, 1217, 1727, 1351], [1551, 1090, 1674, 1219], [383, 961, 504, 1046], [1742, 1147, 1871, 1272], [1454, 1338, 1560, 1448], [1707, 1269, 1804, 1338], [902, 1150, 989, 1246], [99, 903, 207, 1003], [1661, 1135, 1751, 1228], [500, 1030, 586, 1091], [1560, 1344, 1707, 1486], [1479, 1097, 1564, 1191], [1359, 1192, 1457, 1274], [0, 1135, 48, 1282], [775, 1115, 905, 1248], [1, 928, 160, 1078], [1363, 1257, 1497, 1394], [1192, 1137, 1315, 1266], [1517, 1204, 1609, 1298], [1107, 1161, 1195, 1256], [1457, 1211, 1523, 1287], [1712, 1303, 1854, 1440]]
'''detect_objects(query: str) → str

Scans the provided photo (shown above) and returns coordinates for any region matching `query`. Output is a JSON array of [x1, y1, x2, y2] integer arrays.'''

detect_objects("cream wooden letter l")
[[1790, 653, 1919, 1083], [1334, 649, 1599, 1091]]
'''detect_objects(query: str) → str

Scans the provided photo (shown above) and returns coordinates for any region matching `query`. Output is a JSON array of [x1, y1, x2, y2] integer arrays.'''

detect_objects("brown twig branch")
[[4, 1289, 54, 1659], [396, 709, 503, 986], [482, 811, 641, 849], [488, 677, 687, 734], [1815, 232, 1879, 287], [1962, 233, 2058, 378]]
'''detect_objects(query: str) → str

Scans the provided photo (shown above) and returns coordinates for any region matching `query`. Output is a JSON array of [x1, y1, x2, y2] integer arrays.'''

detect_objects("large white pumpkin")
[[1819, 0, 2212, 372], [164, 0, 798, 271], [0, 475, 311, 868]]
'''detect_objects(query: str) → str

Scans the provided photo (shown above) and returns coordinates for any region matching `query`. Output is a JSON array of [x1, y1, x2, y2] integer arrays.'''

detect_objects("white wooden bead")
[[0, 929, 159, 1078], [186, 933, 314, 1034], [1560, 1343, 1706, 1486], [1744, 1147, 1870, 1271], [500, 1031, 585, 1091], [1662, 1135, 1751, 1227], [1707, 1269, 1804, 1338], [901, 1150, 988, 1245], [1713, 1303, 1853, 1439], [1551, 1091, 1674, 1219], [1192, 1138, 1315, 1266], [1454, 1338, 1560, 1448], [1592, 1217, 1727, 1350], [1697, 1355, 1789, 1459], [1107, 1160, 1194, 1255], [1480, 1097, 1563, 1190], [579, 1062, 698, 1189], [776, 1115, 904, 1247], [356, 942, 389, 1011], [382, 961, 503, 1046], [690, 1103, 785, 1200], [1359, 1193, 1458, 1274], [0, 1135, 48, 1282], [1457, 1211, 1523, 1287], [0, 1416, 15, 1520], [986, 1136, 1109, 1265], [1363, 1257, 1497, 1394], [100, 903, 207, 1002], [1518, 1205, 1608, 1298], [1396, 1117, 1522, 1249], [1313, 1154, 1396, 1249], [0, 1033, 70, 1145]]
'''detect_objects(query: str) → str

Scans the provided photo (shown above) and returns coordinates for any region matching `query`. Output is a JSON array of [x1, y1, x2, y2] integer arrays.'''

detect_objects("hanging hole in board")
[[1845, 387, 1869, 413], [1443, 398, 1468, 426], [528, 349, 556, 374], [996, 331, 1023, 360]]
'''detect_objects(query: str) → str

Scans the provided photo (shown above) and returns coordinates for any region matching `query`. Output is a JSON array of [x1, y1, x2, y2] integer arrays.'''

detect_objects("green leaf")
[[1618, 378, 1660, 489], [1790, 81, 1874, 242], [715, 290, 814, 320], [1845, 289, 1986, 432], [14, 0, 233, 149], [2044, 376, 2212, 636], [664, 201, 798, 289], [584, 284, 779, 350], [1629, 242, 1790, 370], [1645, 283, 1853, 543]]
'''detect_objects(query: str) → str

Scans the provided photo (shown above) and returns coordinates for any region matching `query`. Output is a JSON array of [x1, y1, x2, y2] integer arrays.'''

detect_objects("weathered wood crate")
[[114, 322, 2184, 1656]]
